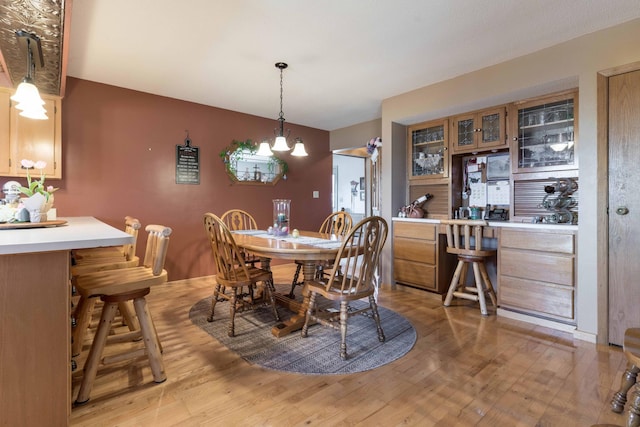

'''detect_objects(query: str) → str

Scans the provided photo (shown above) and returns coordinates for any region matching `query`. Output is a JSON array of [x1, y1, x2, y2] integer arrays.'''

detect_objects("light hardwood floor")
[[70, 264, 629, 426]]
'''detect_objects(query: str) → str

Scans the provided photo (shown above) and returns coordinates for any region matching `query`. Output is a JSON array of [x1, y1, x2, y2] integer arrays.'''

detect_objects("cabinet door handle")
[[512, 137, 518, 141]]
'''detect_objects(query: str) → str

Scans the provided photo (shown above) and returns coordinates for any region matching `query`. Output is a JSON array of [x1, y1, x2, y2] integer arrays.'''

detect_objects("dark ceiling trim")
[[0, 0, 69, 97]]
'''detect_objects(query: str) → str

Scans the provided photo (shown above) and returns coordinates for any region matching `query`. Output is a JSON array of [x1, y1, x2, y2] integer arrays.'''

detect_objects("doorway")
[[606, 67, 640, 345], [332, 153, 366, 224]]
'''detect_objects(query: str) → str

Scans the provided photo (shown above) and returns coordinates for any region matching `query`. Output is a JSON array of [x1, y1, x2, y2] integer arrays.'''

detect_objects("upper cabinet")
[[0, 87, 62, 179], [509, 91, 577, 174], [451, 106, 506, 153], [408, 119, 449, 180]]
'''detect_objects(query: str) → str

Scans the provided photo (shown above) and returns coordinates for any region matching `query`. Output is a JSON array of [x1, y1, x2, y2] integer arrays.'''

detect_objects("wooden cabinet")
[[393, 220, 452, 293], [451, 106, 506, 153], [408, 119, 449, 179], [509, 90, 577, 174], [0, 87, 62, 179], [498, 227, 576, 324]]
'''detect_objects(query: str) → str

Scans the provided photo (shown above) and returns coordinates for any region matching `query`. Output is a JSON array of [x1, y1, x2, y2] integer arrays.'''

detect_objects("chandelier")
[[256, 62, 308, 157]]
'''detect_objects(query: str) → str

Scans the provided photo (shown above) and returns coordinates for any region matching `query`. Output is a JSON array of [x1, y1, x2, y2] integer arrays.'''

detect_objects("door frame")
[[596, 60, 640, 344]]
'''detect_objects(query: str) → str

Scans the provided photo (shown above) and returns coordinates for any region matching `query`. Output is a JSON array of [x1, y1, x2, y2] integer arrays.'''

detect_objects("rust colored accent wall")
[[56, 78, 332, 280]]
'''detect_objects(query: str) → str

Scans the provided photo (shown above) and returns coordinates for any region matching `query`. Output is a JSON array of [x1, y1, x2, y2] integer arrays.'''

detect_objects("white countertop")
[[0, 216, 134, 255], [392, 216, 579, 231]]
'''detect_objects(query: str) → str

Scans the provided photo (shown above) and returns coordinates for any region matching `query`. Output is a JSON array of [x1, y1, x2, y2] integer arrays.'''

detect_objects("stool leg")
[[612, 363, 640, 413], [75, 301, 119, 404], [132, 296, 166, 383], [444, 260, 465, 307], [118, 301, 140, 332], [72, 296, 97, 357], [478, 262, 497, 308], [472, 262, 488, 316]]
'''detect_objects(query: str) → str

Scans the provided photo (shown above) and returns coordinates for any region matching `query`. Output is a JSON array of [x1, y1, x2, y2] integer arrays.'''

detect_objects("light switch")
[[312, 191, 319, 198]]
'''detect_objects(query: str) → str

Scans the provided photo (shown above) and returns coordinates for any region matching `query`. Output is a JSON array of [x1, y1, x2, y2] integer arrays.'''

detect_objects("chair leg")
[[300, 292, 317, 338], [339, 301, 348, 360], [228, 288, 238, 337], [265, 279, 280, 321], [444, 260, 465, 307], [132, 296, 166, 383], [207, 284, 221, 322], [288, 263, 303, 298], [612, 363, 640, 413], [628, 383, 640, 427], [75, 301, 119, 405], [369, 295, 385, 343]]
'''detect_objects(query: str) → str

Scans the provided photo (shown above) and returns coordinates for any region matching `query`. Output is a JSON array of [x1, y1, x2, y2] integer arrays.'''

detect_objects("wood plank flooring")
[[70, 264, 630, 426]]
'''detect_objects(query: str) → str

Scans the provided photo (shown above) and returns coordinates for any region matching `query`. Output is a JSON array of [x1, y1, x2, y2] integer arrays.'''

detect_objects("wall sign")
[[175, 132, 200, 184]]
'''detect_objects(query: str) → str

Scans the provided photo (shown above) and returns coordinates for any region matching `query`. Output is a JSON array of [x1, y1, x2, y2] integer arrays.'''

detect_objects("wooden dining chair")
[[288, 211, 353, 297], [300, 216, 388, 360], [73, 224, 172, 404], [441, 219, 497, 316], [220, 209, 260, 267], [203, 213, 279, 337]]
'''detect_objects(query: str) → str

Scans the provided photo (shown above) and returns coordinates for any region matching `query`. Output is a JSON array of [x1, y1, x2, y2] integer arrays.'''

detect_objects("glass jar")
[[272, 199, 290, 236]]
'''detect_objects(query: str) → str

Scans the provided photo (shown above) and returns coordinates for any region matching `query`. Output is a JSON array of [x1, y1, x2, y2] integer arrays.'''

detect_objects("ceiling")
[[2, 1, 640, 131]]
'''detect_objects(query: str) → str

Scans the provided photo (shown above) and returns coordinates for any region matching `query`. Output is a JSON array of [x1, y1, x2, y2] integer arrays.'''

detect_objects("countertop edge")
[[391, 216, 579, 231]]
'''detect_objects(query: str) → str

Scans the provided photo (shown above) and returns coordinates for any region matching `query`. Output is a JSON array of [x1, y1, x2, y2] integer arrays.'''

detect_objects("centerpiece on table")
[[18, 159, 58, 223]]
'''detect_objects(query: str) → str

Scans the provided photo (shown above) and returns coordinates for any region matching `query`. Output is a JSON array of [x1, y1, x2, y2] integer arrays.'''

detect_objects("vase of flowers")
[[19, 159, 58, 222]]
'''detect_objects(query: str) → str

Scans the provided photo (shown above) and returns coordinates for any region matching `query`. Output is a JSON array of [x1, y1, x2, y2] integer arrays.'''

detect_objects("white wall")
[[375, 18, 640, 340]]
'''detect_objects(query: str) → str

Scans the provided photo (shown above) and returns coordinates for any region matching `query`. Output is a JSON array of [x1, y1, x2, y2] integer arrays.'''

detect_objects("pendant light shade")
[[291, 137, 308, 157], [11, 31, 47, 120], [256, 140, 274, 156]]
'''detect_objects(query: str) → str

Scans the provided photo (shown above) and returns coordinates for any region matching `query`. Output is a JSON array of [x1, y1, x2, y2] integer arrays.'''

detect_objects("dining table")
[[231, 230, 345, 337]]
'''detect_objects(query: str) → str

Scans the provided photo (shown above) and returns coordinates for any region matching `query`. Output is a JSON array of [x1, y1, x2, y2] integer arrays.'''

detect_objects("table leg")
[[271, 261, 316, 337]]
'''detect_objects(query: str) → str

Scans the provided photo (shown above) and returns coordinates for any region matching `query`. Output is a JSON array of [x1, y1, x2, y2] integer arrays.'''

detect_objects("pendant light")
[[10, 31, 47, 120], [271, 62, 308, 156]]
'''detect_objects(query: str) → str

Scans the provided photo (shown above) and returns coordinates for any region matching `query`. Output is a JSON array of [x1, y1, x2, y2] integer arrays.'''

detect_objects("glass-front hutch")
[[408, 119, 448, 180], [510, 91, 578, 173]]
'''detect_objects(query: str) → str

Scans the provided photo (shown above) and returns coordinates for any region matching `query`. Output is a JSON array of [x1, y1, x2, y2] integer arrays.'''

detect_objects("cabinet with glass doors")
[[407, 119, 448, 180], [451, 106, 506, 153], [509, 91, 578, 173]]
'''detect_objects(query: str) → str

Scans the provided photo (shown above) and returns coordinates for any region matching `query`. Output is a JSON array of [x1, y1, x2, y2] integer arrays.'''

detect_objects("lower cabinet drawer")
[[499, 275, 575, 322], [500, 248, 574, 286], [394, 237, 436, 264], [394, 259, 436, 291]]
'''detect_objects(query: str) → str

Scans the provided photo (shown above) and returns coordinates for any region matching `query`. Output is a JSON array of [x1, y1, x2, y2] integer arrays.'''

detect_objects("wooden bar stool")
[[72, 216, 141, 266], [610, 328, 640, 426], [441, 219, 497, 316], [70, 217, 142, 357], [73, 224, 171, 405]]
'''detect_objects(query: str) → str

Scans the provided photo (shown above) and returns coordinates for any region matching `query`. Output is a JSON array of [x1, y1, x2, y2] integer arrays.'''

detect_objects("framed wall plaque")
[[176, 134, 200, 185]]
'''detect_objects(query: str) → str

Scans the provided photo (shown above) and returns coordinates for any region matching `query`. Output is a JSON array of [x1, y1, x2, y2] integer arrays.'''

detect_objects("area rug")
[[189, 297, 417, 375]]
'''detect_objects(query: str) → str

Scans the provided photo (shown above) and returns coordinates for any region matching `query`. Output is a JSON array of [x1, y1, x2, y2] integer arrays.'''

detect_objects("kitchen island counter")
[[0, 217, 134, 427]]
